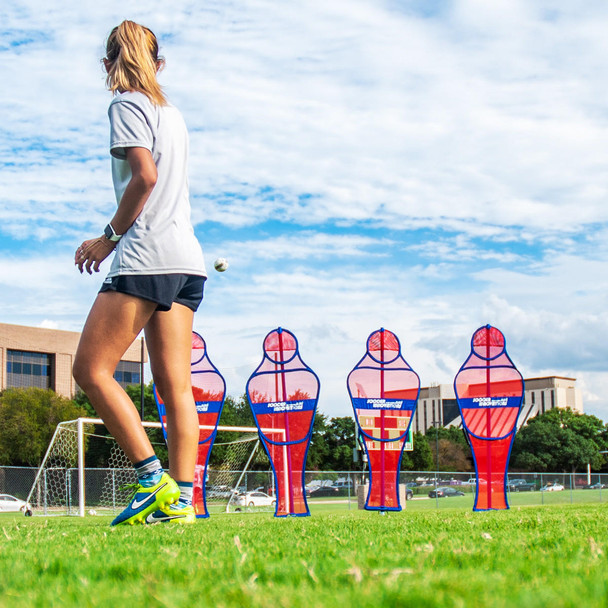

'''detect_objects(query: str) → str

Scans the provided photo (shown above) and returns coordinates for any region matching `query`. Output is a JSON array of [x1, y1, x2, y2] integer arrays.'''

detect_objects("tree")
[[75, 383, 168, 466], [325, 417, 356, 471], [424, 426, 473, 471], [0, 388, 87, 466], [217, 393, 255, 430], [511, 408, 607, 473], [433, 438, 473, 472], [436, 426, 471, 449], [307, 412, 331, 470], [210, 394, 261, 467], [402, 432, 434, 471]]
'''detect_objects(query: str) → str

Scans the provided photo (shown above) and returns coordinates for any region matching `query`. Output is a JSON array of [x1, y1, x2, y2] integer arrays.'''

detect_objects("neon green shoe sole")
[[111, 473, 180, 526], [145, 504, 196, 524]]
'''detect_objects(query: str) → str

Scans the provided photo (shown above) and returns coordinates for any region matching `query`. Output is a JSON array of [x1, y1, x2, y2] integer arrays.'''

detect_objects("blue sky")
[[1, 0, 608, 420]]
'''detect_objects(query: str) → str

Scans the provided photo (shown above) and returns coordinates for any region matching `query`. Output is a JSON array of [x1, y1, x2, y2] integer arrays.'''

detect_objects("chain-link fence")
[[3, 468, 608, 515], [0, 467, 38, 502], [304, 470, 608, 509]]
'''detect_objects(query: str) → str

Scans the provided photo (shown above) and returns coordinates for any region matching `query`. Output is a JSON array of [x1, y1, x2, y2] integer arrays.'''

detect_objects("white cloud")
[[0, 253, 101, 323], [3, 1, 608, 235], [1, 0, 607, 423], [212, 232, 392, 264], [38, 319, 59, 330]]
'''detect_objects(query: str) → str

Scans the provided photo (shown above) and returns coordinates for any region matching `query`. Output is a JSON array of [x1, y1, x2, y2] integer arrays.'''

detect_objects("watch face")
[[104, 224, 121, 241]]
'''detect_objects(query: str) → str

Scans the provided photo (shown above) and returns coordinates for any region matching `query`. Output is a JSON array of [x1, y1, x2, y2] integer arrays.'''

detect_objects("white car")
[[0, 494, 33, 516], [540, 483, 564, 492], [233, 491, 276, 508]]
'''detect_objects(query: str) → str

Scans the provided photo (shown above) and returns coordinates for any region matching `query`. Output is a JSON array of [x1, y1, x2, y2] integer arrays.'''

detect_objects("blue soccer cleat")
[[111, 473, 180, 526]]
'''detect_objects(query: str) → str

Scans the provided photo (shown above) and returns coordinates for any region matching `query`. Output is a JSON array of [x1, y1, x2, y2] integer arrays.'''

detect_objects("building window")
[[551, 390, 555, 409], [114, 361, 141, 389], [442, 399, 459, 426], [541, 392, 546, 414], [6, 350, 52, 390], [424, 402, 428, 433]]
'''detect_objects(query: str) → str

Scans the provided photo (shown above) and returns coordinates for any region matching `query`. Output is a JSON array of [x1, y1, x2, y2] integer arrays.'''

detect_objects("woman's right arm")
[[75, 147, 157, 274]]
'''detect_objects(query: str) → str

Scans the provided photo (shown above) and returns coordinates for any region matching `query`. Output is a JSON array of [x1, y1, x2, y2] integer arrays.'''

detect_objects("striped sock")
[[134, 456, 164, 488], [177, 481, 193, 507]]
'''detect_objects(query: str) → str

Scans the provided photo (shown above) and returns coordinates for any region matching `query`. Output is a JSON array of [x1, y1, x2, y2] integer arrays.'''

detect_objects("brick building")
[[0, 322, 146, 398]]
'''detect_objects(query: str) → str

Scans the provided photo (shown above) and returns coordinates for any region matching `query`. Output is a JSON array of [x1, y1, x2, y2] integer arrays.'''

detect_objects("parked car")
[[206, 485, 233, 499], [307, 485, 340, 498], [507, 479, 536, 492], [583, 482, 607, 490], [333, 479, 354, 489], [428, 487, 465, 498], [540, 483, 564, 492], [333, 480, 354, 495], [233, 491, 276, 508], [0, 494, 32, 516]]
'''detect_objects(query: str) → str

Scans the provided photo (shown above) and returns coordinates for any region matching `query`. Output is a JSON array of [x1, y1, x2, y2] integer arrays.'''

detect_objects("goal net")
[[26, 418, 267, 517]]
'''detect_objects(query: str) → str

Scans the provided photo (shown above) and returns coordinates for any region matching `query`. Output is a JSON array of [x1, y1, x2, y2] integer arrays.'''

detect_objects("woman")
[[73, 21, 206, 525]]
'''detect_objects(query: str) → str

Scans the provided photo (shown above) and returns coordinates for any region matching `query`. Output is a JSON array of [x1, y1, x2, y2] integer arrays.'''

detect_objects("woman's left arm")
[[75, 147, 157, 274]]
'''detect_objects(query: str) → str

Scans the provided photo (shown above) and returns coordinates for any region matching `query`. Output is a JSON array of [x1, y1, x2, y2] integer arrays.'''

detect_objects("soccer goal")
[[25, 418, 264, 517]]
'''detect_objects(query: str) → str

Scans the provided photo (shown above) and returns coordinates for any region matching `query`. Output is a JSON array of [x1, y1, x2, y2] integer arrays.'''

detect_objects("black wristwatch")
[[104, 223, 123, 242]]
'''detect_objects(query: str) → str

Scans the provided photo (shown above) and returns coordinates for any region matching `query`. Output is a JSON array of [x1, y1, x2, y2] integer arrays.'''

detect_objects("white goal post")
[[26, 417, 278, 517]]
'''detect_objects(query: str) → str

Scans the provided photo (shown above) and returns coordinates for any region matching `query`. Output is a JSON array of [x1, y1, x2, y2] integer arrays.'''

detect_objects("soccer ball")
[[214, 257, 229, 272], [88, 509, 97, 516]]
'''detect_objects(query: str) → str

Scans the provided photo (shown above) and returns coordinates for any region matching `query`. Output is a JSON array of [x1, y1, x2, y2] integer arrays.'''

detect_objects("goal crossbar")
[[76, 417, 262, 433]]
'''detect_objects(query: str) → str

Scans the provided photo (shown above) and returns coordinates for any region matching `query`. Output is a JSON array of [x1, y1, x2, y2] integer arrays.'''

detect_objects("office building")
[[411, 376, 583, 434], [0, 322, 146, 398]]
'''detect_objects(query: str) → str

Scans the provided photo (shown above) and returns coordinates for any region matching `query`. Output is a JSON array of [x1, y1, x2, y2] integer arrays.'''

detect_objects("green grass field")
[[1, 502, 607, 607]]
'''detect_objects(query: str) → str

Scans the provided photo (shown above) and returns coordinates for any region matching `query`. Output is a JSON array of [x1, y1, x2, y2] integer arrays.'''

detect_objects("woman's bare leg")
[[73, 291, 158, 465], [145, 303, 198, 483]]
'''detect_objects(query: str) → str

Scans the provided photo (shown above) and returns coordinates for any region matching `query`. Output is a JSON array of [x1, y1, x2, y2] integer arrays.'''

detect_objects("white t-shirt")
[[106, 91, 206, 278]]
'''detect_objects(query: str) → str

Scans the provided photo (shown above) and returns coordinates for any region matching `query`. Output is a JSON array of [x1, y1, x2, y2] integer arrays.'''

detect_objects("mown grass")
[[1, 504, 607, 607]]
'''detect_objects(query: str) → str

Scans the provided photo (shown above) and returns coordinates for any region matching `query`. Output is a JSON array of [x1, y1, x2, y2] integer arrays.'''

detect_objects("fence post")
[[541, 473, 544, 505], [66, 469, 71, 514], [348, 472, 351, 510], [112, 469, 117, 512], [77, 418, 85, 517], [43, 469, 47, 516]]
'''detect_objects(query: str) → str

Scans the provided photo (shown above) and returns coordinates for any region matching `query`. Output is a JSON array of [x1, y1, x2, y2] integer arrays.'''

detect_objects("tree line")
[[1, 386, 607, 474]]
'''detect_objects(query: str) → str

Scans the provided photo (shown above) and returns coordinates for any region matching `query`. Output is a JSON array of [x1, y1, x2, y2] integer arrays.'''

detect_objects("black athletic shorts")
[[99, 274, 206, 312]]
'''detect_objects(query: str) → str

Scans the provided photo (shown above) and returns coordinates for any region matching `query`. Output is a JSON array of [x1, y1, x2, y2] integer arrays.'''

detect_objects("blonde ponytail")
[[105, 21, 167, 106]]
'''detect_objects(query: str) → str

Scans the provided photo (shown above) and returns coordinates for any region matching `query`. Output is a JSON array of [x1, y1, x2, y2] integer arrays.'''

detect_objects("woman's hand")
[[75, 149, 155, 275], [75, 237, 116, 274]]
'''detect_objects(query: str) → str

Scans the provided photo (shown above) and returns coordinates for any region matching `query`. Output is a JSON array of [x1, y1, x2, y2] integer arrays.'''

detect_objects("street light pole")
[[432, 417, 440, 508]]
